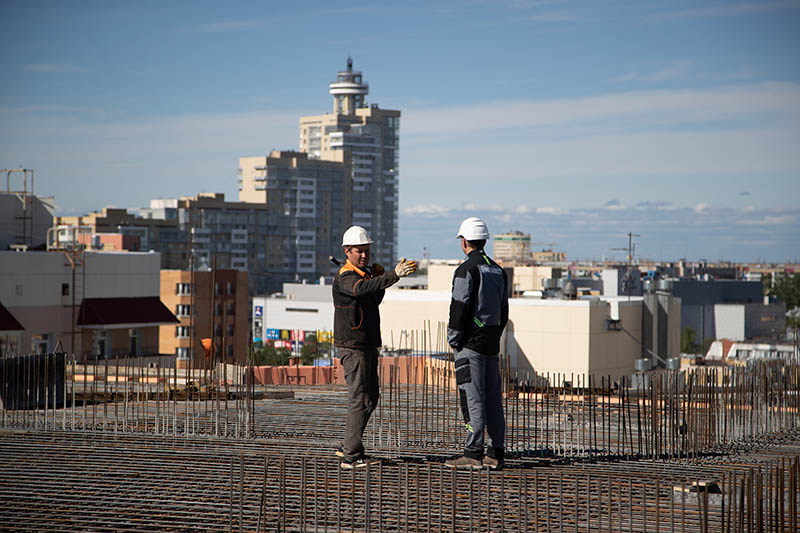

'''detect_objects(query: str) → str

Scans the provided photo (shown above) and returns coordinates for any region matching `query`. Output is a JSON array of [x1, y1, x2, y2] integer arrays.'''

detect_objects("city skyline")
[[1, 1, 798, 262]]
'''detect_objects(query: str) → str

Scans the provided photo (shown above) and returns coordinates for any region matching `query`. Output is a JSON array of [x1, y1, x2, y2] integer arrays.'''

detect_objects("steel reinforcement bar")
[[0, 430, 797, 532], [1, 354, 798, 462]]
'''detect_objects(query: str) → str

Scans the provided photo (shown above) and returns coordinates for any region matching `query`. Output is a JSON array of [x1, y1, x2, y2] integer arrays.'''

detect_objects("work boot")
[[340, 456, 381, 470], [484, 447, 505, 470], [444, 455, 483, 470], [482, 456, 505, 470], [334, 445, 344, 458]]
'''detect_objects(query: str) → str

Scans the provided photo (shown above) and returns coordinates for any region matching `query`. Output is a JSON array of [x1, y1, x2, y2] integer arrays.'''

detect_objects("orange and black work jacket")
[[333, 260, 399, 349]]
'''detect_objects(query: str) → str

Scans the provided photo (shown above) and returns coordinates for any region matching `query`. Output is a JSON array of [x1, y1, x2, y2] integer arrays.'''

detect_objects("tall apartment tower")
[[238, 151, 347, 287], [299, 58, 400, 268]]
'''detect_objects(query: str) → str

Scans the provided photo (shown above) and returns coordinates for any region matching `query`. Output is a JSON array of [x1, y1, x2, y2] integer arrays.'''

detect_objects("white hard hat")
[[457, 217, 490, 241], [342, 225, 373, 246]]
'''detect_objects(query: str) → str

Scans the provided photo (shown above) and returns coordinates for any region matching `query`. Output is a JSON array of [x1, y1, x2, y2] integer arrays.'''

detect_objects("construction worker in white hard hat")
[[333, 225, 417, 469], [445, 217, 509, 470]]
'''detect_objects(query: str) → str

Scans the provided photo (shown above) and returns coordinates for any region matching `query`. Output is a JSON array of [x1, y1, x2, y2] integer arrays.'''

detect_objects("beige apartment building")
[[510, 266, 563, 293], [55, 207, 188, 269], [298, 58, 400, 268], [238, 151, 347, 281], [494, 231, 532, 264], [532, 249, 567, 263], [159, 269, 249, 363]]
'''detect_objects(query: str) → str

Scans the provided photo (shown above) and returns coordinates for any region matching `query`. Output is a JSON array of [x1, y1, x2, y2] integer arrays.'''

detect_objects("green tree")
[[300, 333, 332, 365], [253, 342, 292, 366], [699, 337, 715, 356], [300, 333, 318, 365], [681, 327, 699, 354], [770, 272, 800, 311], [762, 273, 773, 296]]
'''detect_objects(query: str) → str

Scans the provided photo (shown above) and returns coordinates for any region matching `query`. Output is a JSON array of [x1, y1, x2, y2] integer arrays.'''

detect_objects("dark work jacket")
[[333, 260, 399, 349], [447, 249, 509, 355]]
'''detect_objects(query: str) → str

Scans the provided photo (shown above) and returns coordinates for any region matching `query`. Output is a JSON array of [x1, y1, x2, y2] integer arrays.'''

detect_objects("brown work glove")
[[394, 258, 417, 277], [371, 263, 385, 276]]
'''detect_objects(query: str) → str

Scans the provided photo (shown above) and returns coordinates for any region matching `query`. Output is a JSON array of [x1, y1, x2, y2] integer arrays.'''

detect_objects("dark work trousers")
[[340, 347, 379, 461], [455, 347, 505, 460]]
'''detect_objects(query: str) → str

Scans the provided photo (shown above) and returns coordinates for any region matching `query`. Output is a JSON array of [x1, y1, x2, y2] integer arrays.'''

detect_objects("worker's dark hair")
[[466, 239, 486, 250]]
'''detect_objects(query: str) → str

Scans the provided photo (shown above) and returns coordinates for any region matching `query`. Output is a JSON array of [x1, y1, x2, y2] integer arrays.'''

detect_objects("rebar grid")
[[1, 354, 799, 530], [0, 426, 797, 531]]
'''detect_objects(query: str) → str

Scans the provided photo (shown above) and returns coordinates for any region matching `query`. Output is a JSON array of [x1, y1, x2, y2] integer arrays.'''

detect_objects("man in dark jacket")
[[445, 217, 509, 470], [333, 225, 416, 469]]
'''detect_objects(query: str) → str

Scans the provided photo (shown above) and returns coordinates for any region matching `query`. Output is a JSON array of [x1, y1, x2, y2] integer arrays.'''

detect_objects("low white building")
[[252, 280, 681, 383], [706, 339, 797, 363], [251, 283, 334, 345], [0, 250, 177, 358]]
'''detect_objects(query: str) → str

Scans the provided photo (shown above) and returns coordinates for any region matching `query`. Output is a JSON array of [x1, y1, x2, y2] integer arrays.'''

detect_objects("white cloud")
[[736, 215, 796, 226], [535, 207, 565, 215], [403, 82, 800, 138], [694, 203, 711, 213], [23, 63, 85, 73], [403, 204, 451, 215], [400, 203, 800, 262], [644, 1, 800, 23]]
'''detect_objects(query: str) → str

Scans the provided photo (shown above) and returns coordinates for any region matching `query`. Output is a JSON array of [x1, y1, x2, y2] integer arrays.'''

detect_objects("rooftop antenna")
[[611, 231, 640, 301], [3, 168, 35, 247]]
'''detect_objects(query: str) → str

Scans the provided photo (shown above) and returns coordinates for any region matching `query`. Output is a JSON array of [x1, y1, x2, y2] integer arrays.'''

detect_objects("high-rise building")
[[299, 58, 400, 267], [159, 269, 249, 363], [494, 231, 532, 265], [238, 150, 347, 284]]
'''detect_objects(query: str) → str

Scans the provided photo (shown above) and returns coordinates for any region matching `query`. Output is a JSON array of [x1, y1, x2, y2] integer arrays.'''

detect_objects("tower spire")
[[329, 57, 368, 114]]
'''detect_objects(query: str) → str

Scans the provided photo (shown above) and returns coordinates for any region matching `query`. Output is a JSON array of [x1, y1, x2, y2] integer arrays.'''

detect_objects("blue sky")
[[1, 0, 798, 262]]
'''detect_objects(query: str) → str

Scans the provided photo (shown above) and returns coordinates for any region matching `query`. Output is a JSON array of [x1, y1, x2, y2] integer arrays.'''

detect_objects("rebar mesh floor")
[[1, 386, 798, 532]]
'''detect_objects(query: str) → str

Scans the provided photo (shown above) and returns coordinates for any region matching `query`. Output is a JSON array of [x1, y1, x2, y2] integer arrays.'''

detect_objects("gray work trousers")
[[340, 347, 379, 461], [455, 347, 505, 459]]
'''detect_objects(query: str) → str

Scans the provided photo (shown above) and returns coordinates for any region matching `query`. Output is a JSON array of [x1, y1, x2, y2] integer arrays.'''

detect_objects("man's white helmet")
[[457, 217, 490, 241], [342, 225, 373, 246]]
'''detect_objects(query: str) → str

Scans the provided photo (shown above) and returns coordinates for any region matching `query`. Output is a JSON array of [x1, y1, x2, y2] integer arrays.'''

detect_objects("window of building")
[[227, 282, 234, 295], [226, 344, 233, 358], [215, 303, 222, 316], [31, 333, 49, 355], [176, 347, 190, 358], [176, 326, 191, 338], [214, 325, 222, 337], [92, 330, 110, 359], [226, 323, 234, 336], [226, 302, 235, 315], [176, 304, 191, 317], [129, 328, 140, 356], [176, 283, 192, 295]]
